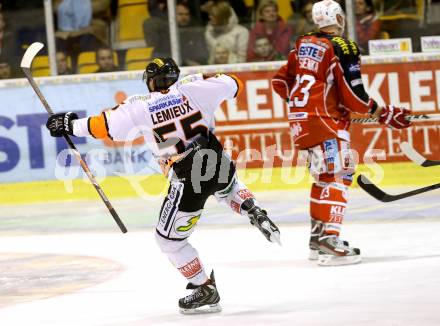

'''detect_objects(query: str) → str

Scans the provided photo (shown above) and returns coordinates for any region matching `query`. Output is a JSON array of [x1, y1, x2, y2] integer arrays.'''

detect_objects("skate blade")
[[261, 221, 282, 246], [270, 231, 282, 246], [179, 303, 222, 315], [318, 254, 362, 266], [308, 249, 319, 260]]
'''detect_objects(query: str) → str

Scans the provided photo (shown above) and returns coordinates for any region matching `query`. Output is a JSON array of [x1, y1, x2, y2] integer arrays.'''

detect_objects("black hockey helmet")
[[143, 57, 180, 92]]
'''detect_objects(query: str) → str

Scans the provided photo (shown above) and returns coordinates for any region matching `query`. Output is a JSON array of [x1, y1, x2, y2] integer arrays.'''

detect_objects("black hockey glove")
[[46, 112, 78, 137]]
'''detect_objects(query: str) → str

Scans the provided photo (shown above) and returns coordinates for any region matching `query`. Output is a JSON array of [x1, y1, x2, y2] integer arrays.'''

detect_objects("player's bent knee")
[[157, 209, 203, 240], [155, 232, 188, 254]]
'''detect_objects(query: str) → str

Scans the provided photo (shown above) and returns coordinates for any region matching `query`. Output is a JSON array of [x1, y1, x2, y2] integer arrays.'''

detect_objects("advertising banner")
[[421, 36, 440, 53], [0, 76, 158, 183], [214, 61, 440, 168], [1, 59, 440, 183], [368, 38, 413, 56]]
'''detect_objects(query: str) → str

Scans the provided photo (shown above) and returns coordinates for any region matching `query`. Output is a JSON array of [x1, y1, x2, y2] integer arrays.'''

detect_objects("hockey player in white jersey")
[[46, 57, 280, 314]]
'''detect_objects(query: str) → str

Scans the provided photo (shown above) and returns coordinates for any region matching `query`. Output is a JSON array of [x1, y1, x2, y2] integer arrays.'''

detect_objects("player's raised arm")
[[177, 73, 243, 114], [45, 100, 142, 142]]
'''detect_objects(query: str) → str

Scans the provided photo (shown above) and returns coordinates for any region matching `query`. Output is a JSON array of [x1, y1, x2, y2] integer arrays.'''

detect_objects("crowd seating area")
[[0, 0, 434, 79]]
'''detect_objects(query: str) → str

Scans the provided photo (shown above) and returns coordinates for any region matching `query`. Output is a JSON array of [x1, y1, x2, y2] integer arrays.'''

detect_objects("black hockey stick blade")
[[357, 174, 440, 202], [400, 142, 440, 167]]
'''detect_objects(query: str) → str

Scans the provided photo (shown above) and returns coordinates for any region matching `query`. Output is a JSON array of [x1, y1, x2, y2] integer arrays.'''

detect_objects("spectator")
[[381, 0, 418, 14], [0, 61, 11, 79], [208, 42, 238, 64], [248, 36, 284, 62], [246, 0, 292, 62], [294, 1, 316, 36], [0, 11, 18, 77], [355, 0, 381, 53], [197, 0, 250, 25], [0, 11, 7, 56], [205, 1, 249, 63], [143, 0, 170, 58], [94, 46, 118, 72], [177, 1, 209, 66], [90, 0, 112, 45], [55, 0, 103, 62], [56, 51, 72, 75]]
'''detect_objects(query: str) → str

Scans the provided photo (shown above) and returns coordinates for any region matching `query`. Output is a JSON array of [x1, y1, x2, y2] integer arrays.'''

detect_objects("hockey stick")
[[356, 174, 440, 202], [21, 42, 127, 233], [351, 113, 440, 124], [400, 142, 440, 167]]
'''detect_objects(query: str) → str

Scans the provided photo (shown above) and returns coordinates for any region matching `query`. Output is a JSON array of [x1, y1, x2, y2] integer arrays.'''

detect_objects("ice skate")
[[179, 270, 221, 314], [308, 219, 323, 260], [317, 234, 361, 266], [243, 200, 281, 245], [309, 220, 350, 261]]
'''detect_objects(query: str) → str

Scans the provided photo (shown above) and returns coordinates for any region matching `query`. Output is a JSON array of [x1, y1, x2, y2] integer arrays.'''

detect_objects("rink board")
[[1, 162, 440, 205]]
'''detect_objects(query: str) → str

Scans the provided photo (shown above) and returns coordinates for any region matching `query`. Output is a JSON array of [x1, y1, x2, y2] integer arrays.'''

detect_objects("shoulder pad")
[[176, 73, 203, 86], [127, 94, 151, 104], [299, 31, 318, 39], [331, 36, 360, 57]]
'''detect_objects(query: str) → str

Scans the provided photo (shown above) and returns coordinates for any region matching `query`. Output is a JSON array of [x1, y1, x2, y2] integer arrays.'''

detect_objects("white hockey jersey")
[[73, 73, 242, 158]]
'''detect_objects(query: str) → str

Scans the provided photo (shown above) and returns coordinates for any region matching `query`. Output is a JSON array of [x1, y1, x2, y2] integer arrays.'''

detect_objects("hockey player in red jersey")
[[272, 0, 411, 266], [45, 58, 280, 313]]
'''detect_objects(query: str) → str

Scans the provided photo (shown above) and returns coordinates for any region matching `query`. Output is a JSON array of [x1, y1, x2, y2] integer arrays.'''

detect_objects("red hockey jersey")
[[272, 32, 378, 149]]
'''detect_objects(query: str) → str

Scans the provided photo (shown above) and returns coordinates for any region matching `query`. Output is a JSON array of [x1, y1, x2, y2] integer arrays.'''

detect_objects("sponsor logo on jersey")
[[324, 139, 338, 164], [230, 200, 241, 213], [149, 95, 183, 113], [350, 78, 363, 87], [159, 182, 183, 228], [349, 40, 358, 55], [330, 205, 345, 215], [288, 112, 308, 120], [176, 214, 201, 233], [178, 73, 203, 85], [178, 257, 202, 279], [290, 122, 303, 137], [332, 37, 350, 55], [329, 205, 345, 223], [298, 43, 326, 62], [129, 95, 151, 104], [348, 63, 360, 73], [237, 189, 254, 200]]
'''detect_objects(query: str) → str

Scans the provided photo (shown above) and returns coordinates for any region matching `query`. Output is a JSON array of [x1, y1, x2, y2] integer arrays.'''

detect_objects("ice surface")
[[0, 188, 439, 325]]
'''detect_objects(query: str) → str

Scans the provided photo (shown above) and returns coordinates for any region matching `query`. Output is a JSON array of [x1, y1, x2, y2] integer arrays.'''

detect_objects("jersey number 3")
[[290, 74, 316, 107]]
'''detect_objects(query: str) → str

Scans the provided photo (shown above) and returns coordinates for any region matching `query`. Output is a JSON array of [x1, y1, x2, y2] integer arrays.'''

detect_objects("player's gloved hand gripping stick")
[[21, 42, 127, 233]]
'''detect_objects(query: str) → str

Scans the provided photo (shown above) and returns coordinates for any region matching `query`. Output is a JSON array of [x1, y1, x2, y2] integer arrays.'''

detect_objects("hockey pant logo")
[[178, 257, 203, 279], [176, 214, 201, 233], [308, 138, 355, 185], [157, 181, 208, 240]]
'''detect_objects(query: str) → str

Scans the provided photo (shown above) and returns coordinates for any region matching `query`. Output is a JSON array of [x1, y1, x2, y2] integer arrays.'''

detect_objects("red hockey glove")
[[378, 105, 411, 129]]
